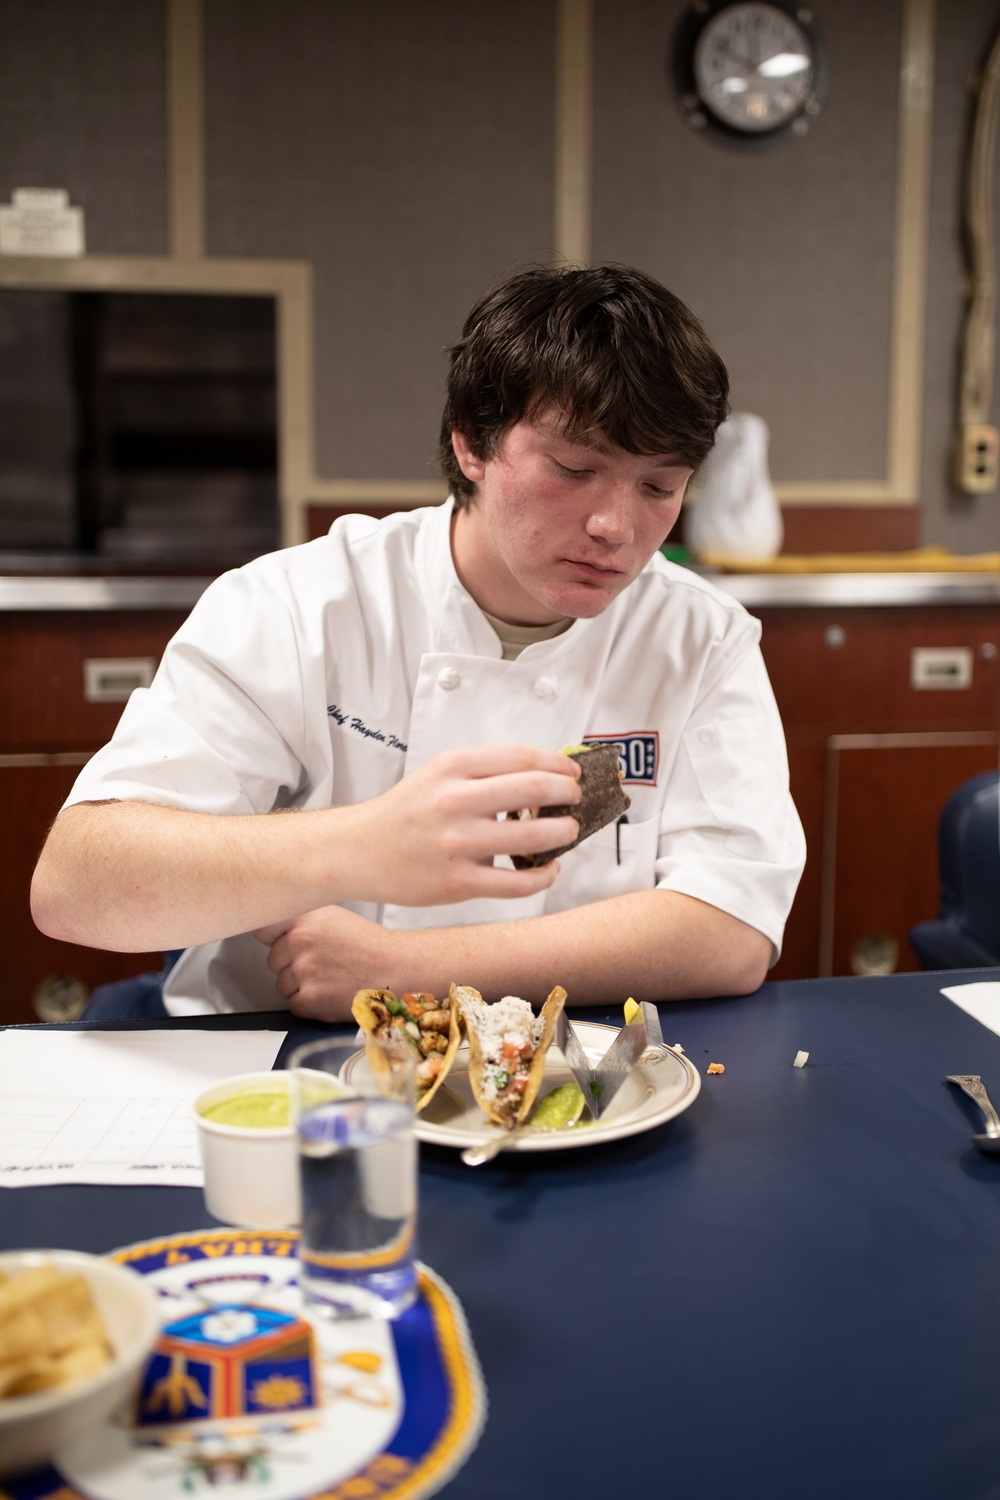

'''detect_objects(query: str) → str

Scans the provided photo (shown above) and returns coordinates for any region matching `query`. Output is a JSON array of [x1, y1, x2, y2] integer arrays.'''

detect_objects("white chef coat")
[[64, 499, 805, 1014]]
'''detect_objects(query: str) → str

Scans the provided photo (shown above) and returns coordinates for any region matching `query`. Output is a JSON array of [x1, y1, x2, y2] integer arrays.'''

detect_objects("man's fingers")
[[253, 920, 292, 946], [436, 745, 582, 782], [461, 769, 582, 818], [276, 965, 299, 1000], [489, 813, 581, 858], [263, 934, 292, 975], [470, 861, 563, 899]]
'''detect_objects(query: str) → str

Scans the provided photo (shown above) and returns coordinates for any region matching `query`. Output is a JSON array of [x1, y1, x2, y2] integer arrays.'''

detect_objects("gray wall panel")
[[0, 0, 168, 256], [592, 0, 900, 486], [204, 0, 555, 482], [0, 1, 998, 549], [921, 0, 1000, 551]]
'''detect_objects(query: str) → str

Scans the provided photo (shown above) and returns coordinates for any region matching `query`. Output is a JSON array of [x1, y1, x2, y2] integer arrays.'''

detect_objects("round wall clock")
[[673, 0, 827, 148]]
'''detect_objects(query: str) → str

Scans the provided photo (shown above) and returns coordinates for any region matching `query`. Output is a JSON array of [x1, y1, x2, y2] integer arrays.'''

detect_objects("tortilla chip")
[[0, 1265, 64, 1323], [36, 1274, 106, 1357], [351, 988, 463, 1113], [511, 744, 631, 869], [0, 1265, 113, 1401], [0, 1307, 46, 1366], [458, 985, 567, 1128]]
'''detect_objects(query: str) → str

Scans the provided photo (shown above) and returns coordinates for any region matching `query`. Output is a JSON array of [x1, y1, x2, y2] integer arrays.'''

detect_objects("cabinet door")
[[0, 760, 165, 1024], [0, 611, 188, 751], [821, 735, 1000, 977], [759, 609, 1000, 979]]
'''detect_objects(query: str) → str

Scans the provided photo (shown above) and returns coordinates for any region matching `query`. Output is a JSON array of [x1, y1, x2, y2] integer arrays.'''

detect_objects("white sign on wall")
[[0, 188, 85, 257]]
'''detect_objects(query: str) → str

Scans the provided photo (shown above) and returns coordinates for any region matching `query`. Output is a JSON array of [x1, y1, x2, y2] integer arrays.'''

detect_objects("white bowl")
[[0, 1248, 161, 1478], [193, 1070, 300, 1228]]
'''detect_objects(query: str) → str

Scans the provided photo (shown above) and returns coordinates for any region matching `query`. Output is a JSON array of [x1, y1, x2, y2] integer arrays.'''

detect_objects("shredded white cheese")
[[461, 994, 543, 1103]]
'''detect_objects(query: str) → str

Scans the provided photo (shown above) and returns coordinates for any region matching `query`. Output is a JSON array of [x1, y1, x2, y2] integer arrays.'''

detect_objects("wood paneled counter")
[[712, 574, 1000, 983], [0, 582, 205, 1023], [3, 573, 998, 1020]]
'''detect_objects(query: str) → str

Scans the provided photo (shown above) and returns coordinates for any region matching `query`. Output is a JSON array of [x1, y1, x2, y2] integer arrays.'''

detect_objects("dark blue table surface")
[[5, 969, 1000, 1500]]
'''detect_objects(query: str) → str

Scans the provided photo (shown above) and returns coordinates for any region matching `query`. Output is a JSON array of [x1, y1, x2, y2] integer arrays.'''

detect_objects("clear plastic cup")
[[289, 1035, 418, 1320]]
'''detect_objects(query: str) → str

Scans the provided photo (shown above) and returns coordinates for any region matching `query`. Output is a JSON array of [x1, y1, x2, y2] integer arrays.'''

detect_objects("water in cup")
[[291, 1038, 418, 1320]]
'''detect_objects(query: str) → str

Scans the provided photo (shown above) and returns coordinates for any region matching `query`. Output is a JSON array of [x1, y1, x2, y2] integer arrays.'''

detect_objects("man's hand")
[[339, 745, 582, 907], [253, 906, 396, 1021]]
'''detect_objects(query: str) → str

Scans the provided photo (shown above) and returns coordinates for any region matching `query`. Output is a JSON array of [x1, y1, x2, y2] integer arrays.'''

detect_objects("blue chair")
[[80, 950, 184, 1020], [909, 771, 1000, 969]]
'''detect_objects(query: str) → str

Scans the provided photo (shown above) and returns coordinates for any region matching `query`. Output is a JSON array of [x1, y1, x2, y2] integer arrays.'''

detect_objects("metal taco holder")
[[554, 1002, 668, 1120]]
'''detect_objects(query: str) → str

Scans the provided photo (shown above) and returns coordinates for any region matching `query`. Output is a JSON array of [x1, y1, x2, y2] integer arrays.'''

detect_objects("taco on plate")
[[454, 983, 567, 1129], [352, 988, 462, 1111]]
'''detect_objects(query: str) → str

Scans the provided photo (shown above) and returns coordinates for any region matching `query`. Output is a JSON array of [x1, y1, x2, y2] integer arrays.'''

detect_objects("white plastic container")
[[193, 1071, 300, 1228], [0, 1249, 160, 1478]]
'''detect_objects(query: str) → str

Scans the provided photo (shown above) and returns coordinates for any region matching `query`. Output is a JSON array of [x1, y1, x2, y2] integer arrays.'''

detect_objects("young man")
[[31, 265, 805, 1018]]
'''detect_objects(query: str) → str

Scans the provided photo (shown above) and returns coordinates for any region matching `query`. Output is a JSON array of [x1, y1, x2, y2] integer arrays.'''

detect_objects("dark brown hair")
[[439, 264, 729, 502]]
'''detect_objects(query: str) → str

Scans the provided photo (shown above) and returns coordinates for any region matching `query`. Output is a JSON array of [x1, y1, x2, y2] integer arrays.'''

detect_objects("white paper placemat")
[[0, 1029, 285, 1187], [941, 982, 1000, 1038]]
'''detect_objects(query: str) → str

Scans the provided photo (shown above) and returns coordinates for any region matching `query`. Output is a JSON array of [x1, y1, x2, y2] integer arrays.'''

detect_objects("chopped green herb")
[[385, 998, 405, 1016], [493, 1070, 510, 1090], [589, 1080, 603, 1097]]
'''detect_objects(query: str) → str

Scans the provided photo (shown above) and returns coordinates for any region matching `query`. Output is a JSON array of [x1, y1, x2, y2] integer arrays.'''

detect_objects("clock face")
[[693, 3, 814, 133]]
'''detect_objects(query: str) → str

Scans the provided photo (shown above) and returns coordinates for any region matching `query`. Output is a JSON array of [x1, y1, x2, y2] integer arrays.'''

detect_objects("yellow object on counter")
[[700, 545, 1000, 574]]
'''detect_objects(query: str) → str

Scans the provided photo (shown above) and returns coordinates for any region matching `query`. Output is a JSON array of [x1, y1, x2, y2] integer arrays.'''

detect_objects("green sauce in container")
[[200, 1085, 290, 1129]]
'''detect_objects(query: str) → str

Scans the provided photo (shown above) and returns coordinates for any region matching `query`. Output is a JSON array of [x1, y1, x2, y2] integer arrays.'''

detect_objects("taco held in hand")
[[510, 743, 630, 869], [455, 985, 567, 1130], [352, 989, 462, 1110]]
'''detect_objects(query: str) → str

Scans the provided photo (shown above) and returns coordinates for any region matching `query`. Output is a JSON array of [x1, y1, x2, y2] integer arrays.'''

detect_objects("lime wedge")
[[531, 1082, 586, 1130]]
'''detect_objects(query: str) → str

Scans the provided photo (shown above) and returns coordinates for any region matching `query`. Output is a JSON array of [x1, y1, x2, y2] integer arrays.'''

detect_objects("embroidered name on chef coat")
[[327, 703, 407, 753], [583, 732, 659, 786]]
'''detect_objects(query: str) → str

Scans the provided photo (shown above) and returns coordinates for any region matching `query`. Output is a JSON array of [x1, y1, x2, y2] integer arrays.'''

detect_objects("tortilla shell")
[[457, 984, 567, 1129], [511, 744, 630, 869], [351, 988, 463, 1113]]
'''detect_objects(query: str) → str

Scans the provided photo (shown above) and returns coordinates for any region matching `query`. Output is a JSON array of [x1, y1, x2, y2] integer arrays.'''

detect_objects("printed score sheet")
[[0, 1029, 286, 1187]]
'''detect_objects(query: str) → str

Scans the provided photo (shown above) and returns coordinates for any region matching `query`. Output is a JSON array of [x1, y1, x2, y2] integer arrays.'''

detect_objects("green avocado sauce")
[[201, 1087, 290, 1129], [531, 1082, 587, 1130]]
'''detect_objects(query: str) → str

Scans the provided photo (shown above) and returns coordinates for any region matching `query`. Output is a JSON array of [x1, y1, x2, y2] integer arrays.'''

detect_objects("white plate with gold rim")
[[410, 1021, 700, 1152]]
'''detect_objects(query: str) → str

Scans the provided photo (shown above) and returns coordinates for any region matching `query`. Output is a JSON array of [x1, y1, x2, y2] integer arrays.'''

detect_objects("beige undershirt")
[[480, 608, 574, 661]]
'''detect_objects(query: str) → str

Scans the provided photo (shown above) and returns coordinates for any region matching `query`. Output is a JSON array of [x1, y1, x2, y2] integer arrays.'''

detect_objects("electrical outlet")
[[955, 423, 1000, 493], [910, 646, 973, 690]]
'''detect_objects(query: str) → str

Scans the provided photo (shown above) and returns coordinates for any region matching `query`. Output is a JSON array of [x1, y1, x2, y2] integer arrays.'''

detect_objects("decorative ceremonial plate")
[[3, 1230, 485, 1500], [413, 1021, 701, 1152]]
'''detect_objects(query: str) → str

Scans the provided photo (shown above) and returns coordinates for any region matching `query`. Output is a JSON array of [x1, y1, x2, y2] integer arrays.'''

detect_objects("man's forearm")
[[30, 747, 584, 952], [31, 801, 356, 951], [379, 889, 772, 1007]]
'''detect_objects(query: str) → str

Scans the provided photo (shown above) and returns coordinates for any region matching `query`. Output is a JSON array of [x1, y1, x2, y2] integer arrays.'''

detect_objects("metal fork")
[[946, 1074, 1000, 1154]]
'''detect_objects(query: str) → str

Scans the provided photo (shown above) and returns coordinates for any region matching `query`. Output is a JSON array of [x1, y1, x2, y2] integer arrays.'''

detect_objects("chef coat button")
[[437, 667, 461, 691], [696, 726, 716, 746], [532, 676, 558, 702]]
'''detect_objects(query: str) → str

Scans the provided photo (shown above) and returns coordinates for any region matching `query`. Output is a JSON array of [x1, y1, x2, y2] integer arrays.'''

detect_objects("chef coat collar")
[[417, 497, 628, 664]]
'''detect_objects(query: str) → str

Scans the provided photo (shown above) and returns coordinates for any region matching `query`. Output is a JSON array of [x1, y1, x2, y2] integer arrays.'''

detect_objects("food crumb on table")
[[707, 1062, 725, 1075], [793, 1050, 809, 1068]]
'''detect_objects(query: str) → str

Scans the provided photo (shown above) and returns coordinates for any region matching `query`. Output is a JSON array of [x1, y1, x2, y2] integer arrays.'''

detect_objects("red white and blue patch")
[[583, 732, 659, 786]]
